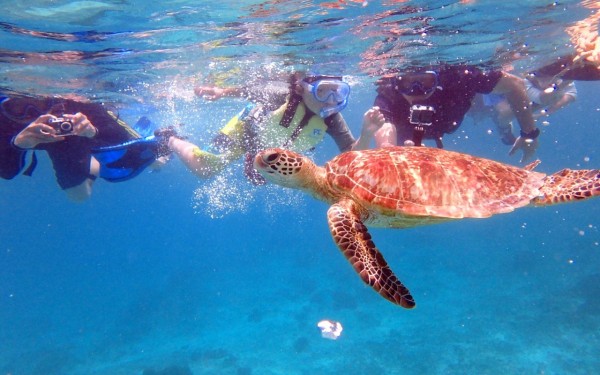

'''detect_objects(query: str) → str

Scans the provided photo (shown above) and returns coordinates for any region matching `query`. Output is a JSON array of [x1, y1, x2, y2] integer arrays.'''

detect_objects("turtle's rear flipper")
[[535, 169, 600, 205], [327, 199, 416, 309]]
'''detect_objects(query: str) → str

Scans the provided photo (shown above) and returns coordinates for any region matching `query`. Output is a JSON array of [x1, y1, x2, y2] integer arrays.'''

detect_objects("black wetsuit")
[[374, 65, 503, 146], [0, 96, 138, 189]]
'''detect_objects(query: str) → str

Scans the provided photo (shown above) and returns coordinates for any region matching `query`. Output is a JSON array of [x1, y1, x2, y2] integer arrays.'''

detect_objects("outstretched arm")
[[535, 92, 577, 118], [194, 86, 245, 101]]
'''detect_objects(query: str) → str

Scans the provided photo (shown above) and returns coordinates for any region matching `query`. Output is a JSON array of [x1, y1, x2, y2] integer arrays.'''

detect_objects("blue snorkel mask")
[[303, 76, 351, 118]]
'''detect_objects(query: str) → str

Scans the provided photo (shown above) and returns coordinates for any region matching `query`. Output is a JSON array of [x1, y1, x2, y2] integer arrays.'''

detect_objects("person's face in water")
[[397, 71, 438, 103], [297, 82, 325, 114], [297, 79, 350, 118]]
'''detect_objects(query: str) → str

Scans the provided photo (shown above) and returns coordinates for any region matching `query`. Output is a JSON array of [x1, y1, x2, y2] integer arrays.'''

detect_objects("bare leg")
[[494, 99, 516, 145], [64, 157, 100, 202], [168, 137, 231, 178]]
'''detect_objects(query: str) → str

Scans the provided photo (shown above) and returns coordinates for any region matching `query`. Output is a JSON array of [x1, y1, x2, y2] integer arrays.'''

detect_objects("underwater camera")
[[409, 105, 435, 126], [48, 117, 74, 135]]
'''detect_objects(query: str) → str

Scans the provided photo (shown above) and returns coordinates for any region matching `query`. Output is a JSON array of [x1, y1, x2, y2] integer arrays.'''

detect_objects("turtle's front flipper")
[[327, 199, 415, 308], [534, 169, 600, 205]]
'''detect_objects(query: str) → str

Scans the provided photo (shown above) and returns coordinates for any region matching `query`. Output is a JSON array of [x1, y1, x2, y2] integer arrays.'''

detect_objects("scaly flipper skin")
[[534, 169, 600, 205], [327, 199, 416, 308]]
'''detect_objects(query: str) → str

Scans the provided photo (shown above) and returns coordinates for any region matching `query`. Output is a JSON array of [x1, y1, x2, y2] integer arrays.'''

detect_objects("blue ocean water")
[[1, 1, 599, 374]]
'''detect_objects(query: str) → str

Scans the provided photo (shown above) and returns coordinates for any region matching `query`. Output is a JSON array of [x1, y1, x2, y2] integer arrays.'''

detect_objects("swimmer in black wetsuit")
[[373, 65, 539, 163], [0, 94, 171, 201]]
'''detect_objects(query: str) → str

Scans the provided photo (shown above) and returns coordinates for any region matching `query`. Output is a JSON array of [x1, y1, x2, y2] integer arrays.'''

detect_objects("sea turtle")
[[253, 146, 600, 308]]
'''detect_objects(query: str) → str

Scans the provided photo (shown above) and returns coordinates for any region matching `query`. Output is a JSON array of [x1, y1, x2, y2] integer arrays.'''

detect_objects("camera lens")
[[60, 121, 73, 132]]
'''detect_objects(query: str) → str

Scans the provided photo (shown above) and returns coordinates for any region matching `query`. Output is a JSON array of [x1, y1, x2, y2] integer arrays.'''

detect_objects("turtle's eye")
[[264, 152, 280, 164], [266, 152, 279, 162]]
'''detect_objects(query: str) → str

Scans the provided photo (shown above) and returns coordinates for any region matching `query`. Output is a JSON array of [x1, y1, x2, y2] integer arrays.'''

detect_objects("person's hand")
[[576, 31, 600, 65], [12, 114, 66, 149], [570, 25, 600, 66], [578, 48, 600, 66], [509, 136, 539, 163], [361, 106, 385, 138], [65, 112, 97, 138], [352, 107, 388, 150], [194, 86, 229, 101]]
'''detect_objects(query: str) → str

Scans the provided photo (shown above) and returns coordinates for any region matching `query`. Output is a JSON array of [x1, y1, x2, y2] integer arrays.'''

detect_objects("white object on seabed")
[[317, 320, 343, 340]]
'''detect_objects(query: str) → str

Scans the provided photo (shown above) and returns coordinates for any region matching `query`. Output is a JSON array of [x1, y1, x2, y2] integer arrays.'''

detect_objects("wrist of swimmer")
[[520, 127, 540, 140], [10, 135, 30, 150]]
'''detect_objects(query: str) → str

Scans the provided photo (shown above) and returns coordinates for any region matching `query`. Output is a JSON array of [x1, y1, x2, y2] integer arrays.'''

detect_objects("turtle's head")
[[254, 148, 320, 190]]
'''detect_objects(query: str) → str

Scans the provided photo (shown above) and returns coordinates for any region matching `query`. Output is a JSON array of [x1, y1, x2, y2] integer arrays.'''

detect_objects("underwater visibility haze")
[[1, 1, 600, 374]]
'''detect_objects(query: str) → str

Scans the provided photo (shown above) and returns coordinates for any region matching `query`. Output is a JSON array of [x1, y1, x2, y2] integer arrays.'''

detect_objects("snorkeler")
[[0, 94, 172, 201], [469, 69, 578, 147], [165, 72, 385, 184], [373, 65, 539, 163]]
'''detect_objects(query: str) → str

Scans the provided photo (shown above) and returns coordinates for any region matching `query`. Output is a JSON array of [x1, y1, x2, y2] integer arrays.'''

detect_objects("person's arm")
[[194, 86, 245, 101], [493, 72, 536, 133], [372, 94, 395, 148], [325, 108, 385, 152], [539, 94, 576, 117], [372, 94, 411, 148], [12, 114, 66, 149], [64, 112, 98, 138], [194, 80, 289, 107], [324, 113, 356, 152], [13, 112, 97, 149], [539, 81, 577, 116], [492, 72, 539, 163], [0, 135, 26, 179]]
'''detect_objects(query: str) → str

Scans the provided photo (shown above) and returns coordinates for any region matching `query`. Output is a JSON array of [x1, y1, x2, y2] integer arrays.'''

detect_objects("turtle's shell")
[[325, 147, 546, 223]]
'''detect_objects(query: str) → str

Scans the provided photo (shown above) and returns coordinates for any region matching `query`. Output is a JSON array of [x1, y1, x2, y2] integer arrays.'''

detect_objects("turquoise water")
[[1, 1, 600, 374]]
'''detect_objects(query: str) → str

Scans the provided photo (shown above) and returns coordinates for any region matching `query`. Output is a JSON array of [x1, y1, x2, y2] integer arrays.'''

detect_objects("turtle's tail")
[[533, 168, 600, 206]]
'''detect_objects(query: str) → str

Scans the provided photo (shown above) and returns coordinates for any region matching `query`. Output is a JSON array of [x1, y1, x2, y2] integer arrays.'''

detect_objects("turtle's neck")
[[300, 164, 340, 205]]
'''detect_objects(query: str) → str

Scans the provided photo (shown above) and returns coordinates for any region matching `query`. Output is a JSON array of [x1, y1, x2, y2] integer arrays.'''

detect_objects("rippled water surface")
[[0, 1, 591, 98]]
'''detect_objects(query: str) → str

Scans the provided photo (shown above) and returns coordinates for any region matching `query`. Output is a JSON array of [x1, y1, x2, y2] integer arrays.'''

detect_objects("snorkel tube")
[[319, 98, 348, 118]]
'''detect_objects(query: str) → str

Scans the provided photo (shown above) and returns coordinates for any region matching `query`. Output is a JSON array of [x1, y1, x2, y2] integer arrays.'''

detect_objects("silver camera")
[[48, 118, 74, 135]]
